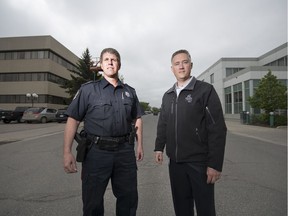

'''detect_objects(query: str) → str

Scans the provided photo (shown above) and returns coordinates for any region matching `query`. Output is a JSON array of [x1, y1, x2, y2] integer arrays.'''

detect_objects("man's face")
[[100, 52, 120, 78], [171, 53, 192, 82]]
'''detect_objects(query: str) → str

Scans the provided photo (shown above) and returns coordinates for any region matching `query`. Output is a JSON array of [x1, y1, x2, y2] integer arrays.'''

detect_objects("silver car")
[[22, 107, 57, 123]]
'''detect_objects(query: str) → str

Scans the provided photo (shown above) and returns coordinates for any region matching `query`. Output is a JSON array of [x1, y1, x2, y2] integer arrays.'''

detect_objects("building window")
[[226, 67, 245, 77], [264, 56, 287, 67], [210, 73, 214, 84], [233, 83, 243, 114], [224, 87, 232, 114], [0, 72, 67, 84], [0, 94, 69, 105], [244, 80, 250, 112], [252, 80, 261, 114], [0, 50, 78, 72]]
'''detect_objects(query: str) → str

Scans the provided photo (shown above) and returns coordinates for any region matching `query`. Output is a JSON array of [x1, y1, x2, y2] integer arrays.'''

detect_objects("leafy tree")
[[139, 102, 151, 112], [61, 48, 102, 102], [152, 107, 160, 112], [248, 70, 287, 113]]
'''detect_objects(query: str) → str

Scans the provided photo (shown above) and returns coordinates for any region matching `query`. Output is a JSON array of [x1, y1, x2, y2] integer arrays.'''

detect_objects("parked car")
[[22, 107, 57, 123], [55, 109, 68, 123], [0, 109, 13, 123], [1, 106, 31, 123]]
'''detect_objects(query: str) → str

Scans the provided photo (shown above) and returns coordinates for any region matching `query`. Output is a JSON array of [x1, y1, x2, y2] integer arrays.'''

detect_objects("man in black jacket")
[[155, 49, 227, 216]]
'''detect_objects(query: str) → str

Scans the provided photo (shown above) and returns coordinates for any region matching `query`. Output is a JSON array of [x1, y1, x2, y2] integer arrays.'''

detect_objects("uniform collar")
[[100, 77, 124, 89], [167, 76, 197, 94]]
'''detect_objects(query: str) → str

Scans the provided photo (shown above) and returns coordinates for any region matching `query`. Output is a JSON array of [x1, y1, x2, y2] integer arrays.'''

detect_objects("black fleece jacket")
[[155, 77, 227, 171]]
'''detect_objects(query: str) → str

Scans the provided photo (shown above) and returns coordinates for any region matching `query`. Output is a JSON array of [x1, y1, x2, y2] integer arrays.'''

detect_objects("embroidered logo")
[[125, 91, 130, 98], [185, 94, 193, 103]]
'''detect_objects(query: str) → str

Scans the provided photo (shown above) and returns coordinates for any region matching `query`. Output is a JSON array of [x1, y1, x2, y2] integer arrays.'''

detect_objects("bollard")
[[246, 112, 250, 124], [269, 112, 274, 127]]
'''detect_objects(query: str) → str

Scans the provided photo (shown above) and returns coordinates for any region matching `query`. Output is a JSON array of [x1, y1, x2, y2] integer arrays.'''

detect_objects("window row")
[[0, 50, 78, 72], [264, 56, 287, 67], [0, 72, 67, 85], [0, 94, 69, 105], [226, 67, 245, 77]]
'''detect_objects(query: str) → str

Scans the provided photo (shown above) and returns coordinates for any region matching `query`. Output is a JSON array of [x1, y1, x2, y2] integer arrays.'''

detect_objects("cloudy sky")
[[0, 0, 287, 107]]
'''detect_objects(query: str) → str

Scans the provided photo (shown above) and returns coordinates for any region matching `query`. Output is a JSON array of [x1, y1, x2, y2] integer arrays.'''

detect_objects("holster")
[[74, 130, 92, 162]]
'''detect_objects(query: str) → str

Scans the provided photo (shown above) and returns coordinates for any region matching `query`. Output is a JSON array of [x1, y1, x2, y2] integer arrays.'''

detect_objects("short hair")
[[171, 49, 192, 63], [100, 48, 121, 68]]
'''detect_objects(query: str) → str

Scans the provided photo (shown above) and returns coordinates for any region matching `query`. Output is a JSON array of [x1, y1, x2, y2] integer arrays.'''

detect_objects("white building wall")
[[197, 43, 287, 117]]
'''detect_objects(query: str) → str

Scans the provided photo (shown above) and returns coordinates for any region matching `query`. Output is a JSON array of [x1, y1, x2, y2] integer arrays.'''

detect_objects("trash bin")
[[246, 112, 250, 124], [269, 112, 274, 127], [240, 111, 247, 124]]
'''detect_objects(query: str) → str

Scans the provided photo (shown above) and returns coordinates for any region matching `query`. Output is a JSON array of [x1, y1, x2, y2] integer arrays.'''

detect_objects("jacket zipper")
[[205, 106, 216, 124], [171, 99, 174, 114], [175, 96, 178, 162]]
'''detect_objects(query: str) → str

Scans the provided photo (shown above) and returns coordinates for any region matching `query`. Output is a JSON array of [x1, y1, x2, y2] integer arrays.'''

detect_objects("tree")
[[139, 102, 151, 112], [248, 70, 287, 114], [61, 48, 102, 102]]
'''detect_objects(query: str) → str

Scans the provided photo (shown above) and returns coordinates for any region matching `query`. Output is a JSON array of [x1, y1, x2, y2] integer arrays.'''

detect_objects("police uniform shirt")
[[66, 78, 142, 137]]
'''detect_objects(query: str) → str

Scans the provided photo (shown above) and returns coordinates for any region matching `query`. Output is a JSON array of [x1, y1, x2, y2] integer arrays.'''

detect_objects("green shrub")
[[274, 115, 287, 126]]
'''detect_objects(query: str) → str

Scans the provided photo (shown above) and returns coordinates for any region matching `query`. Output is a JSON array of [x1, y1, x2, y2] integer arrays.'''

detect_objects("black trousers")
[[169, 159, 216, 216], [81, 142, 138, 216]]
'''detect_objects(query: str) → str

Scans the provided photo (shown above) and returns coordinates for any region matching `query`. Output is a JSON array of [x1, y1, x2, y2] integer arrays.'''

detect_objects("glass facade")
[[224, 87, 232, 114], [244, 80, 250, 112], [233, 83, 243, 114]]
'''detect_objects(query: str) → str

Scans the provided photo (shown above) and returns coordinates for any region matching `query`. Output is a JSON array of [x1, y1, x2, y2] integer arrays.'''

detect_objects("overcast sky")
[[0, 0, 287, 107]]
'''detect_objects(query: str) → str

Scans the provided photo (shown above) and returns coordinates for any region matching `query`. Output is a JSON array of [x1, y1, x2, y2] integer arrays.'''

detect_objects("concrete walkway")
[[225, 119, 287, 146]]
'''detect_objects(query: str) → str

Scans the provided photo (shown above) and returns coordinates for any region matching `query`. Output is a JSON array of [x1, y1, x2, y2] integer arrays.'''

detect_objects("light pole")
[[26, 93, 38, 107], [90, 57, 102, 81]]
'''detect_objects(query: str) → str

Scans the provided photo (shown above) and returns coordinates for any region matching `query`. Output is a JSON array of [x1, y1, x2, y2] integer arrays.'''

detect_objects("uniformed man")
[[63, 48, 144, 216]]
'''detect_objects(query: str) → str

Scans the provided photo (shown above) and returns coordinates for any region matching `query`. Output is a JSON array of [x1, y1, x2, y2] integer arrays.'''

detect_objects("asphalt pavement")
[[0, 118, 286, 146], [0, 117, 287, 216]]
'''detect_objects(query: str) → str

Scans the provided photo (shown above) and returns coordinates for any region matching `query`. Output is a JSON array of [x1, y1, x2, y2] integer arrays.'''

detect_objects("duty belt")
[[87, 134, 130, 145]]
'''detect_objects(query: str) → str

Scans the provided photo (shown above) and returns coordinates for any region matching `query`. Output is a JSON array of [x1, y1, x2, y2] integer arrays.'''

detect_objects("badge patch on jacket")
[[125, 91, 131, 98], [185, 94, 193, 103]]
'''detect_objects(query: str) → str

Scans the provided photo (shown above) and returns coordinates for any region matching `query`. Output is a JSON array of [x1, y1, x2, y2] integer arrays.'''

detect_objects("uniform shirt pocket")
[[122, 98, 133, 120], [91, 99, 112, 120]]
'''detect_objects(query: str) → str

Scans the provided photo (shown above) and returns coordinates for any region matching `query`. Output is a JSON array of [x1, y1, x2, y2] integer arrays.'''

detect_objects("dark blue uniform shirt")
[[66, 78, 142, 137]]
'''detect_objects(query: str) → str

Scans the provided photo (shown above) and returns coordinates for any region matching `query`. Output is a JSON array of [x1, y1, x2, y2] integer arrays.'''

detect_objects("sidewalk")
[[225, 119, 287, 146]]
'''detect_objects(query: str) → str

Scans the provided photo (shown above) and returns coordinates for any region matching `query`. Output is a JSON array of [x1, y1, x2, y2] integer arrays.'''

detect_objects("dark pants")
[[81, 142, 138, 216], [169, 159, 216, 216]]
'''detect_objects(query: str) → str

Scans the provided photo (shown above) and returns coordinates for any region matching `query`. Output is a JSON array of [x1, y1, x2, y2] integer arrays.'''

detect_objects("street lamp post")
[[90, 57, 102, 81], [26, 93, 38, 107]]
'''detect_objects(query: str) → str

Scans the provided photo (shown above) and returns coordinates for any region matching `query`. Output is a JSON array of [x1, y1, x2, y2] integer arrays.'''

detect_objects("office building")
[[0, 35, 79, 110], [197, 43, 287, 118]]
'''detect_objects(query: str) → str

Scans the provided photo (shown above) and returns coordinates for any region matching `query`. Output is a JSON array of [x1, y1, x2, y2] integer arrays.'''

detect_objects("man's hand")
[[63, 152, 77, 173], [206, 167, 221, 184], [136, 144, 144, 161], [155, 151, 163, 164]]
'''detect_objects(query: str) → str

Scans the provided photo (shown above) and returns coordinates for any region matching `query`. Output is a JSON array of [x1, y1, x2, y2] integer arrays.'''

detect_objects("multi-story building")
[[0, 35, 79, 110], [197, 43, 287, 118]]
